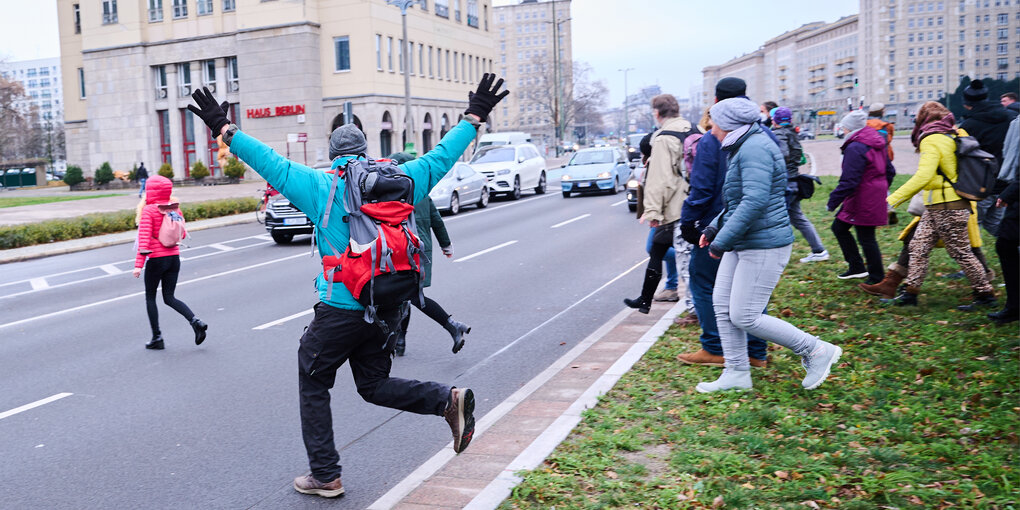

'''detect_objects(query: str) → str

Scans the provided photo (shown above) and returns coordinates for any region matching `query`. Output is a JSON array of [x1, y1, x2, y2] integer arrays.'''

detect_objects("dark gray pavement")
[[0, 181, 652, 509]]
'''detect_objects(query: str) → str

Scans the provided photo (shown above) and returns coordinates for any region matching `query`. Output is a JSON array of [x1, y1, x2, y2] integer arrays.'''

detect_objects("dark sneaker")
[[443, 387, 475, 454], [145, 336, 164, 350], [837, 270, 868, 280], [293, 474, 344, 498], [989, 308, 1020, 325], [191, 319, 208, 345], [957, 292, 997, 312]]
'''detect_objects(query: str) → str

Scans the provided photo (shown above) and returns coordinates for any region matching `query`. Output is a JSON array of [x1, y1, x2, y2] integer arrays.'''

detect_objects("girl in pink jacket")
[[133, 175, 207, 349]]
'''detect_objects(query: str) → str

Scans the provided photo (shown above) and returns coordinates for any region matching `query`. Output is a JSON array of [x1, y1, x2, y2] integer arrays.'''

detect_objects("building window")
[[998, 43, 1008, 54], [399, 39, 406, 74], [453, 51, 458, 80], [484, 5, 488, 30], [173, 0, 187, 19], [435, 0, 448, 18], [177, 63, 192, 96], [158, 110, 172, 164], [428, 46, 434, 77], [197, 0, 212, 15], [223, 0, 235, 11], [202, 59, 216, 90], [73, 4, 80, 33], [387, 37, 394, 71], [890, 21, 896, 32], [461, 53, 466, 82], [149, 0, 163, 21], [154, 65, 168, 99], [181, 109, 197, 174], [376, 35, 382, 70], [418, 43, 424, 76], [454, 0, 461, 22], [334, 36, 351, 72], [446, 49, 451, 80], [998, 13, 1008, 24], [890, 94, 896, 102], [408, 40, 414, 74], [77, 68, 85, 98], [466, 0, 478, 27], [102, 0, 118, 24], [226, 57, 238, 92]]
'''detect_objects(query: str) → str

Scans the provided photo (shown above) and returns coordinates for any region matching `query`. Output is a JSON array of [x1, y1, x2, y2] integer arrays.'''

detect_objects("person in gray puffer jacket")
[[695, 97, 842, 394]]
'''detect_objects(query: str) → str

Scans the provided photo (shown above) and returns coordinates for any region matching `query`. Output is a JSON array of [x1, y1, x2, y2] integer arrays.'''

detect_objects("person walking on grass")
[[132, 175, 207, 350], [827, 110, 895, 284], [771, 106, 829, 265], [959, 80, 1014, 236], [988, 115, 1020, 325], [188, 74, 507, 498], [884, 101, 997, 309], [695, 97, 841, 393]]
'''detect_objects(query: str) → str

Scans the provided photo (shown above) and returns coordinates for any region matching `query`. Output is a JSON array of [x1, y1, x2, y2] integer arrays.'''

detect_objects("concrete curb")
[[0, 213, 258, 264]]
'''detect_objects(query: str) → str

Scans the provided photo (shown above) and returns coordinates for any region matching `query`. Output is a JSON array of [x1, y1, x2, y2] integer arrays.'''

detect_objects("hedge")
[[0, 197, 259, 250]]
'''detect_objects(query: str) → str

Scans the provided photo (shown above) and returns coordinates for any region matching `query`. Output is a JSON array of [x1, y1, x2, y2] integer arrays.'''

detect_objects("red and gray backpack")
[[319, 157, 423, 325]]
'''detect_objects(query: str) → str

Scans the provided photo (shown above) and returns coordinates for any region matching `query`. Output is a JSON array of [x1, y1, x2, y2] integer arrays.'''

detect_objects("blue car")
[[560, 147, 632, 198]]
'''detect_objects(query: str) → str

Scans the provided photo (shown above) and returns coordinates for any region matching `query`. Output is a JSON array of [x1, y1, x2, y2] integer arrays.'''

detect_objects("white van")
[[477, 132, 532, 147]]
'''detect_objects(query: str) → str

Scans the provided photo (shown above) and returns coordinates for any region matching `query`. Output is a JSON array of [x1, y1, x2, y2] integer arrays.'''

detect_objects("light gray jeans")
[[713, 244, 820, 370]]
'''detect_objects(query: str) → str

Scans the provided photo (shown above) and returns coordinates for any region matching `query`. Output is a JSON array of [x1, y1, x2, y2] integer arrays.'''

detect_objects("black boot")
[[624, 268, 662, 314], [394, 329, 406, 356], [146, 334, 164, 350], [988, 308, 1020, 324], [444, 317, 471, 354], [880, 287, 918, 306], [958, 292, 998, 311], [191, 318, 208, 345]]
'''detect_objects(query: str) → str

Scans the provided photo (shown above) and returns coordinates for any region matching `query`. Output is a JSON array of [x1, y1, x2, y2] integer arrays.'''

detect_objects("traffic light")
[[853, 78, 858, 88]]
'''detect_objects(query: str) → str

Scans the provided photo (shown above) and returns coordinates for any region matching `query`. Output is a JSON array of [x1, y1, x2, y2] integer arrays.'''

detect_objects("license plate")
[[283, 218, 306, 226], [578, 182, 591, 187]]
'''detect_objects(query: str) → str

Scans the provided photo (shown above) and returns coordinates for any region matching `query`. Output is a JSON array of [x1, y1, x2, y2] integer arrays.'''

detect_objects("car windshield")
[[470, 147, 515, 164], [569, 151, 614, 165], [627, 134, 646, 147]]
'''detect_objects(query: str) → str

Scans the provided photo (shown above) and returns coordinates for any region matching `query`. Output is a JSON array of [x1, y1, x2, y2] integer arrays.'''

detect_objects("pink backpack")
[[682, 133, 703, 176], [157, 204, 187, 247]]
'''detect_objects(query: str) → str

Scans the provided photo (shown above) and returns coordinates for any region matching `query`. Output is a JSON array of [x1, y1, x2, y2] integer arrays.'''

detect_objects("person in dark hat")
[[959, 79, 1013, 236]]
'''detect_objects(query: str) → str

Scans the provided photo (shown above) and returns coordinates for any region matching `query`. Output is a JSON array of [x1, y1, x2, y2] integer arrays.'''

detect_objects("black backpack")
[[936, 134, 999, 201]]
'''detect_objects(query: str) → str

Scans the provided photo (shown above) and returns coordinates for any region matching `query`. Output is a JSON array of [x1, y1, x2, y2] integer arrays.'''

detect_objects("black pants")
[[997, 236, 1019, 313], [298, 302, 451, 482], [831, 219, 883, 280], [646, 222, 675, 272], [144, 255, 195, 336], [400, 294, 451, 332]]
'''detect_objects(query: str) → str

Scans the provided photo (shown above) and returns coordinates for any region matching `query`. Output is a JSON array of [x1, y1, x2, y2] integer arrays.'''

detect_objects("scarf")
[[911, 113, 957, 150]]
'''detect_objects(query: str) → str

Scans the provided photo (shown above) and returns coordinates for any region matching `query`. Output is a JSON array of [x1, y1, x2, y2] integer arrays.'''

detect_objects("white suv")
[[468, 143, 547, 200]]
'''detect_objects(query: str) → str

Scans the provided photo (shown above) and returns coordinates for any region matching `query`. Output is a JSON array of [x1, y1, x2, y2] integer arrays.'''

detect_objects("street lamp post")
[[388, 0, 416, 155], [544, 2, 570, 156], [618, 67, 634, 139]]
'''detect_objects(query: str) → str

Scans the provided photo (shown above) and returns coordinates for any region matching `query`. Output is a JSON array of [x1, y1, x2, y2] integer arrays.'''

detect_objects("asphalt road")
[[0, 182, 651, 509]]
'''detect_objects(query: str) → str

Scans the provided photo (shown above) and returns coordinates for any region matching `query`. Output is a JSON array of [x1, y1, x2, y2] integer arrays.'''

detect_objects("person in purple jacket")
[[827, 110, 896, 284]]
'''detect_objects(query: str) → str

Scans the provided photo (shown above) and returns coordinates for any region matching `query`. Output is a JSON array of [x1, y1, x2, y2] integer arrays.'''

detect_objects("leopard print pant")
[[906, 208, 993, 293]]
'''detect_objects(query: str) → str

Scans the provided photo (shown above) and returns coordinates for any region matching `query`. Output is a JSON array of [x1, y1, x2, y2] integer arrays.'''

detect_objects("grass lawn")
[[0, 194, 125, 209], [501, 175, 1018, 509]]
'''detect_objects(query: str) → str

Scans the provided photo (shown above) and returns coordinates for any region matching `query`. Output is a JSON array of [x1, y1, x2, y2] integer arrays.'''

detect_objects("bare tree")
[[518, 59, 607, 144], [0, 76, 42, 161]]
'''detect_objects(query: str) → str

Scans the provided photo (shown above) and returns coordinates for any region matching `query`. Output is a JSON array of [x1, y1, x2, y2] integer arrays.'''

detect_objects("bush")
[[0, 197, 259, 250], [190, 161, 210, 180], [158, 162, 174, 179], [63, 166, 84, 186], [129, 164, 137, 181], [94, 162, 114, 185], [223, 157, 245, 181]]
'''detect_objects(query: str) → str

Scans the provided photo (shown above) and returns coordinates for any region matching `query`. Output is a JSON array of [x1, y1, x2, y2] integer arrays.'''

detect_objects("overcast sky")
[[2, 0, 858, 106]]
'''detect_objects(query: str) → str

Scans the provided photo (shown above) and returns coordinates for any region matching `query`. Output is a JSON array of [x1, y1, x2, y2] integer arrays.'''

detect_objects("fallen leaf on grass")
[[775, 470, 789, 479], [712, 495, 725, 508], [606, 470, 618, 479], [741, 482, 755, 489], [781, 308, 794, 317], [800, 501, 820, 509]]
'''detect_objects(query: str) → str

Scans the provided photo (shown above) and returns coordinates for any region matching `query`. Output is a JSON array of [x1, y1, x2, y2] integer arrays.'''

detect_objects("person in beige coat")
[[624, 94, 694, 313]]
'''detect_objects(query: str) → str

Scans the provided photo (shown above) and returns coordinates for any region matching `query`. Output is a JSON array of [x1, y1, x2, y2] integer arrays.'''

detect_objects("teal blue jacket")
[[229, 120, 478, 310], [710, 123, 795, 253]]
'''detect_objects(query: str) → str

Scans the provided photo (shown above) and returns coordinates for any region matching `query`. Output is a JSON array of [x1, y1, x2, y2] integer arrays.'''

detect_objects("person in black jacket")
[[990, 177, 1019, 324], [959, 80, 1013, 235], [1002, 92, 1020, 116], [136, 162, 149, 198]]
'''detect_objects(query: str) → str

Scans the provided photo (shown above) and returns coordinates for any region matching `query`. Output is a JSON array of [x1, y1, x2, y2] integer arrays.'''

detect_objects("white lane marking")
[[99, 264, 122, 275], [453, 240, 518, 263], [0, 253, 307, 331], [28, 278, 49, 290], [254, 234, 273, 240], [442, 190, 559, 223], [253, 308, 314, 330], [0, 393, 73, 421], [550, 213, 590, 229], [610, 199, 626, 207], [207, 243, 235, 252]]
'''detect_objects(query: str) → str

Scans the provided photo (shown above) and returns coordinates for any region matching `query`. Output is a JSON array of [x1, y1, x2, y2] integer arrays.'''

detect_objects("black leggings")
[[400, 294, 451, 332], [144, 255, 195, 336], [831, 219, 883, 279]]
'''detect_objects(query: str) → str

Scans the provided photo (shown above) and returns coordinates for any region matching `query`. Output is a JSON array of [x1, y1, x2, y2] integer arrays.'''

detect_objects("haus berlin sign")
[[246, 104, 306, 119]]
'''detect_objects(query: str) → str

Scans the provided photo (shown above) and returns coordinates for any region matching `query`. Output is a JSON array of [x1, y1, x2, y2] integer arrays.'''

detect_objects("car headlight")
[[597, 172, 611, 179], [628, 147, 636, 152], [496, 169, 511, 175], [627, 179, 639, 189], [562, 174, 571, 181]]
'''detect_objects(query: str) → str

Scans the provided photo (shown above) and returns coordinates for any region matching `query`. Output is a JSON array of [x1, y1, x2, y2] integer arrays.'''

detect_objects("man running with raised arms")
[[188, 74, 508, 498]]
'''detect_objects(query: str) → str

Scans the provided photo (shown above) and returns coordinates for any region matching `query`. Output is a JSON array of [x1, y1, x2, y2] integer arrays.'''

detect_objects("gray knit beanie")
[[329, 124, 368, 159], [840, 110, 868, 133], [709, 97, 761, 131]]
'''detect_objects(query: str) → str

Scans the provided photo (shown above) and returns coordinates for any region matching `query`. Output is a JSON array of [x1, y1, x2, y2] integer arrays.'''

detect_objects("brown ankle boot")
[[859, 270, 904, 298]]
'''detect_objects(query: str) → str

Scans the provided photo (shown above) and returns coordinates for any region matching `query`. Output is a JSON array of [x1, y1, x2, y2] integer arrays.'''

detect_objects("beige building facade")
[[58, 0, 495, 178], [493, 0, 571, 150]]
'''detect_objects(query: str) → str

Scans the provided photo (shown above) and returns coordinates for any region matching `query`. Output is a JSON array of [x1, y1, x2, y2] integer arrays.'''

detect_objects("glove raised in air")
[[464, 73, 510, 122], [188, 87, 231, 135]]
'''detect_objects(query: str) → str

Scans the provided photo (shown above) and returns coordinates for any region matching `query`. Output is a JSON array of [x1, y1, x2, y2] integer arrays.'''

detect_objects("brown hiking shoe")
[[677, 349, 724, 366], [293, 474, 344, 498], [749, 357, 768, 368], [859, 270, 904, 299], [653, 288, 680, 302], [444, 387, 476, 454], [673, 312, 699, 326]]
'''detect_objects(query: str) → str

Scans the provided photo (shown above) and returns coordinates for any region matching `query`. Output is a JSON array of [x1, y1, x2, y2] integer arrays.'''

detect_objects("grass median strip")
[[0, 197, 258, 250], [0, 194, 125, 209], [501, 176, 1017, 509]]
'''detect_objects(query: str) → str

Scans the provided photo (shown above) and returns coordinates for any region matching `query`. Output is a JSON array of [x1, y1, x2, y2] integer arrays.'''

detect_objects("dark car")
[[264, 197, 313, 244], [625, 133, 649, 162], [797, 129, 816, 140]]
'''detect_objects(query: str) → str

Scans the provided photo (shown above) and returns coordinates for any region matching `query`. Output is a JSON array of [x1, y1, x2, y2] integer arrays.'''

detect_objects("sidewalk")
[[369, 300, 683, 510]]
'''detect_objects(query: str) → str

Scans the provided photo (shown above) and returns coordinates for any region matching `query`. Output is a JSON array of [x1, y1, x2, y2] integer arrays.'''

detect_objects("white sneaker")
[[695, 369, 753, 393], [801, 342, 842, 390], [799, 250, 830, 263]]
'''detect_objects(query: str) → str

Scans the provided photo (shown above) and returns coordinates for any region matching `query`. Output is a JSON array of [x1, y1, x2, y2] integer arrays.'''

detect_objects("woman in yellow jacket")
[[884, 101, 996, 308]]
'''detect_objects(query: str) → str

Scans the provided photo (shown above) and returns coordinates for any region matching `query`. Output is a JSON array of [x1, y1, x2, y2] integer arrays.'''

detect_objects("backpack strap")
[[654, 130, 691, 181], [321, 161, 344, 229]]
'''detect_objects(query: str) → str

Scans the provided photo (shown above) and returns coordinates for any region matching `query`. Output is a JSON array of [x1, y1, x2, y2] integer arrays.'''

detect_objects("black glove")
[[465, 73, 509, 122], [188, 87, 231, 135], [679, 223, 700, 245], [701, 224, 719, 244]]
